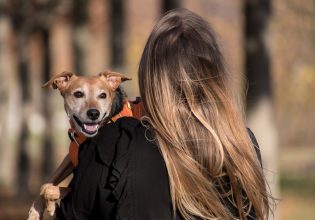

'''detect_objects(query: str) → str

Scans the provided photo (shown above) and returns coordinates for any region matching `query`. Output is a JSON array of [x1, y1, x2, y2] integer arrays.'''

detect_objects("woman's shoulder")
[[115, 117, 155, 144], [115, 116, 141, 129], [114, 117, 165, 180]]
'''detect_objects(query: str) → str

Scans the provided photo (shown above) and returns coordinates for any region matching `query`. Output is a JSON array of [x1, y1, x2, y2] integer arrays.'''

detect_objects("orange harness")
[[68, 99, 133, 166]]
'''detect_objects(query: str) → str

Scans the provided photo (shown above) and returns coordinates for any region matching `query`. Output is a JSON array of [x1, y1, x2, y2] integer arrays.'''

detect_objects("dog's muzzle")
[[72, 115, 101, 137]]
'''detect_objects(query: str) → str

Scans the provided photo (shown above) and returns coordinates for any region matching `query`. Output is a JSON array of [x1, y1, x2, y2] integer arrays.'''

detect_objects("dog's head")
[[43, 70, 131, 137]]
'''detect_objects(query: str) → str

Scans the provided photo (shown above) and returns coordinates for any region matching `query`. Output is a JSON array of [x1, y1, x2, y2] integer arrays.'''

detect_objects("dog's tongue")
[[84, 124, 99, 133]]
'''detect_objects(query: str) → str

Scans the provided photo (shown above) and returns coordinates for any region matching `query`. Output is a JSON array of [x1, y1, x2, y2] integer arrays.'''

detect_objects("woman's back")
[[138, 8, 272, 219]]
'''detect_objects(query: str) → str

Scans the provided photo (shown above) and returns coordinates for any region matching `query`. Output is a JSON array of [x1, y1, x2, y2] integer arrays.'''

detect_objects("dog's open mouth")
[[73, 115, 100, 136]]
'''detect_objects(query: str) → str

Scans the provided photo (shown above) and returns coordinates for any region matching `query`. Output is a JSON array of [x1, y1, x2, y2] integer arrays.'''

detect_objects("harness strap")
[[130, 97, 144, 120], [68, 121, 88, 167]]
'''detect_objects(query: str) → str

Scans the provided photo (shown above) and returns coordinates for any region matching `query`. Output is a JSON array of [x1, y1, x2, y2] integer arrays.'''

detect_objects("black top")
[[56, 117, 260, 220]]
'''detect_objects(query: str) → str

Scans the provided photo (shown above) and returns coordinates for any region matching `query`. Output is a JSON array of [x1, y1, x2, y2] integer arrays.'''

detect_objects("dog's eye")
[[99, 93, 107, 99], [73, 91, 84, 98]]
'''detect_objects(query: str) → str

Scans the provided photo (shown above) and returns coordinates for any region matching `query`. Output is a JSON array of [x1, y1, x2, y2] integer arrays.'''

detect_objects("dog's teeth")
[[84, 124, 99, 133]]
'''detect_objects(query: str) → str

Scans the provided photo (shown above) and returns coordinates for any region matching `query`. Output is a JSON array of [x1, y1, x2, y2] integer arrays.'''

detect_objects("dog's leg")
[[28, 183, 52, 220], [28, 156, 74, 219], [28, 184, 72, 219], [28, 196, 45, 220], [43, 185, 71, 216], [47, 155, 74, 185]]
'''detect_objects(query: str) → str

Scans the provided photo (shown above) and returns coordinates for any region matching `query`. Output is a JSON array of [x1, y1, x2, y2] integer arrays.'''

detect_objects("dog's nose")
[[87, 109, 100, 121]]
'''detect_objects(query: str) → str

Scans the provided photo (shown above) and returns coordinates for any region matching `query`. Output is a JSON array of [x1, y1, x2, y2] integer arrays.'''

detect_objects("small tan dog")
[[28, 70, 132, 220]]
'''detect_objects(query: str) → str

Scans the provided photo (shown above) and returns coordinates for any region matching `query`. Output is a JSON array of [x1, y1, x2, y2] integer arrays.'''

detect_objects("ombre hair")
[[138, 8, 272, 220]]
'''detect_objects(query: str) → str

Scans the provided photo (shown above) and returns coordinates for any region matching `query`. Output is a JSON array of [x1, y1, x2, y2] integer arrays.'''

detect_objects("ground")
[[1, 147, 314, 220]]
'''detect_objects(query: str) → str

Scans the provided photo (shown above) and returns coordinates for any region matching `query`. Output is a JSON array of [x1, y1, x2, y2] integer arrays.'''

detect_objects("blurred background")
[[0, 0, 314, 219]]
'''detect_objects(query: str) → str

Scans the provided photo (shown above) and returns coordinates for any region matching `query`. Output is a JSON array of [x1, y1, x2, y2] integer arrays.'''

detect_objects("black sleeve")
[[56, 140, 105, 220], [247, 128, 262, 166]]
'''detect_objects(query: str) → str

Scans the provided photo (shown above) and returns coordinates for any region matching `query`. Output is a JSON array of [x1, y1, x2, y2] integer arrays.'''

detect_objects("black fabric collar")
[[92, 117, 140, 166], [92, 122, 120, 166]]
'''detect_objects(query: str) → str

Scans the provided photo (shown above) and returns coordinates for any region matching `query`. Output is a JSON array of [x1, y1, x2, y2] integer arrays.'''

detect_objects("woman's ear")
[[99, 70, 131, 91], [42, 71, 77, 92]]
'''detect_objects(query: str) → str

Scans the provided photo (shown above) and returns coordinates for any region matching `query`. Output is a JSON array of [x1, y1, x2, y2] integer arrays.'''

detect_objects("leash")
[[68, 98, 135, 167]]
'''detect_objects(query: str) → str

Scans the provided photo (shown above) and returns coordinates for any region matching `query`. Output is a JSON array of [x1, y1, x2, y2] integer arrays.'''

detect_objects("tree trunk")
[[41, 29, 54, 181], [244, 0, 279, 218], [162, 0, 180, 12], [16, 29, 31, 197], [0, 14, 19, 194], [84, 0, 109, 74], [124, 0, 160, 99], [110, 0, 124, 70]]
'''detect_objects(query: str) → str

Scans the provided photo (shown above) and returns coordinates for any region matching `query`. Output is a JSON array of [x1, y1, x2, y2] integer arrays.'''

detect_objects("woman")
[[57, 8, 272, 220]]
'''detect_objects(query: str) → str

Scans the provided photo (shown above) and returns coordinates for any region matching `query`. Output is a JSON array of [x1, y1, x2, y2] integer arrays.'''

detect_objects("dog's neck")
[[108, 87, 127, 119]]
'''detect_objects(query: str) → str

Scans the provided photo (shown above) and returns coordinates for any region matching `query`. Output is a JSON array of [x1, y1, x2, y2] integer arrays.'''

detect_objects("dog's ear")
[[99, 70, 131, 91], [42, 71, 77, 92]]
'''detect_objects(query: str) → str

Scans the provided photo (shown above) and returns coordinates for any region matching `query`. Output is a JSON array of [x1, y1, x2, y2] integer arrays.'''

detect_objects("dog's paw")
[[41, 185, 60, 216], [33, 184, 71, 217], [40, 183, 54, 195], [43, 185, 60, 201]]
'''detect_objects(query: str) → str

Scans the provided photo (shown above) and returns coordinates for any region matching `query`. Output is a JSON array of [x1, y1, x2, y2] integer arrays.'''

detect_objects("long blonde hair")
[[138, 8, 272, 220]]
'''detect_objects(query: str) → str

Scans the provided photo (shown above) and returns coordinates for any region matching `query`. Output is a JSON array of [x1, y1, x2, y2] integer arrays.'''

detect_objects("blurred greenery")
[[280, 187, 315, 220], [279, 147, 315, 220], [280, 175, 315, 197]]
